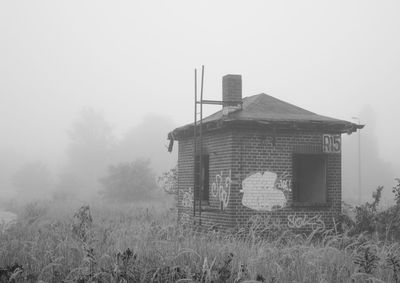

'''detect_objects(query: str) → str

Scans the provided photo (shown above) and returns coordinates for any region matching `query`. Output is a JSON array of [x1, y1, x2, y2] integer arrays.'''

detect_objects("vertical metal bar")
[[193, 69, 197, 220], [358, 124, 362, 204], [199, 65, 204, 225], [352, 117, 362, 204]]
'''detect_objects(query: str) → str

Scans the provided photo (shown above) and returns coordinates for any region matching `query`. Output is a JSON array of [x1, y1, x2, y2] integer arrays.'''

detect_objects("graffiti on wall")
[[276, 172, 291, 192], [287, 214, 325, 232], [211, 170, 232, 210], [182, 188, 193, 208], [180, 213, 191, 225], [180, 188, 193, 225], [240, 171, 291, 211], [246, 214, 283, 230]]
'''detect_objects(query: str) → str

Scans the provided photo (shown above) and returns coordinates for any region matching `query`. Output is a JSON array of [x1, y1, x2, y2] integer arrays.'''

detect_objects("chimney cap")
[[223, 74, 242, 78]]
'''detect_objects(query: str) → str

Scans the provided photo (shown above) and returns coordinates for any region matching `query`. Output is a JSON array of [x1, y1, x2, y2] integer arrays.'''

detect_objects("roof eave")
[[168, 119, 363, 140]]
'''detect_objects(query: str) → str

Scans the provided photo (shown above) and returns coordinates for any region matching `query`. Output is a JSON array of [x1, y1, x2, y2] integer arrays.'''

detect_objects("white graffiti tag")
[[276, 172, 292, 192], [182, 188, 193, 208], [287, 214, 325, 232], [247, 215, 283, 230], [211, 170, 231, 209]]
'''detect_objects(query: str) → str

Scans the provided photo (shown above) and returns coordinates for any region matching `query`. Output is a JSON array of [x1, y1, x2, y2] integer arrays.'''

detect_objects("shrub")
[[349, 179, 400, 241], [99, 159, 158, 202], [353, 186, 383, 235]]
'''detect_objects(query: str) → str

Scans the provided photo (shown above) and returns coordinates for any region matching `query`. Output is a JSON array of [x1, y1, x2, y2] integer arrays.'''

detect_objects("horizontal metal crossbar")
[[196, 100, 243, 105], [196, 100, 223, 105]]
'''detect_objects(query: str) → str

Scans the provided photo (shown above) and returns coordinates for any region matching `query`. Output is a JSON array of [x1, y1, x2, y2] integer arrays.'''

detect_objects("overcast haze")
[[1, 1, 399, 203]]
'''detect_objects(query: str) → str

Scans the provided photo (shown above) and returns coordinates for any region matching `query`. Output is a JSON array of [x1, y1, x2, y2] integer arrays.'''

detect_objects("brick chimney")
[[222, 74, 242, 115]]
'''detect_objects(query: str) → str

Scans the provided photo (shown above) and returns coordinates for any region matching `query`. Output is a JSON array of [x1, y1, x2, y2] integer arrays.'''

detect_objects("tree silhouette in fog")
[[116, 114, 177, 175], [58, 108, 116, 199], [55, 110, 177, 200]]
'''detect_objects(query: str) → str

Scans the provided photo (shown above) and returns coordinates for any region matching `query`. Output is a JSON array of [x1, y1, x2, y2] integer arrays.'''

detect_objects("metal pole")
[[199, 65, 204, 225], [352, 116, 361, 204], [193, 69, 197, 220], [358, 121, 362, 204]]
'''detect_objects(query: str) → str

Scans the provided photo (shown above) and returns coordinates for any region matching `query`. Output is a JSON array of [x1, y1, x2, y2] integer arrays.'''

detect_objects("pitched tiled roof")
[[203, 93, 346, 123], [171, 93, 362, 138]]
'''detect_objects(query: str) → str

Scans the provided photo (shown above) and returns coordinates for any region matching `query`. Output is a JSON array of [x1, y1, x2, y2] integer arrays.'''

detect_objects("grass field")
[[0, 200, 399, 283]]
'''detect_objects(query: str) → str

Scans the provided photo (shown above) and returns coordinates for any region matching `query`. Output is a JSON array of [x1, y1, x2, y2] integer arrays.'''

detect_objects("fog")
[[0, 1, 399, 204]]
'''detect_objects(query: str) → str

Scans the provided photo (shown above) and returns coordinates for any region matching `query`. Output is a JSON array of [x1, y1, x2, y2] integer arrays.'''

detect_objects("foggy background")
[[0, 1, 399, 206]]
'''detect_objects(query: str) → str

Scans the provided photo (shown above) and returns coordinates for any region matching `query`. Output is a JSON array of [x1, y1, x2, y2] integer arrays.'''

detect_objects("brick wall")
[[177, 129, 235, 230], [177, 127, 342, 232]]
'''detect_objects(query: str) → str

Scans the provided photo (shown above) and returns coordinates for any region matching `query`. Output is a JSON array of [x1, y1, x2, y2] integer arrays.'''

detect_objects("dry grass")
[[0, 200, 399, 282]]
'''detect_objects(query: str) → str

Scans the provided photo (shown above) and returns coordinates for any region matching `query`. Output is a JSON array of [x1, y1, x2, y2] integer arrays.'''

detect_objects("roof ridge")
[[241, 93, 265, 108], [250, 93, 317, 115]]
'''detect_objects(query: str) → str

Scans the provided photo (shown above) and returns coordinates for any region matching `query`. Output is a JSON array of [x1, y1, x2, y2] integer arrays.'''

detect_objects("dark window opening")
[[293, 154, 327, 203], [194, 154, 209, 202]]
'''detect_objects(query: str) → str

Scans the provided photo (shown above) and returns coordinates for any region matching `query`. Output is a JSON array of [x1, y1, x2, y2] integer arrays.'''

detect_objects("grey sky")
[[1, 0, 399, 168]]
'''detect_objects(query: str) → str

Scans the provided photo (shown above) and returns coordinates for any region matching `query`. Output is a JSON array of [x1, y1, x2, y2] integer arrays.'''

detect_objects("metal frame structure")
[[193, 66, 209, 225], [192, 66, 243, 225]]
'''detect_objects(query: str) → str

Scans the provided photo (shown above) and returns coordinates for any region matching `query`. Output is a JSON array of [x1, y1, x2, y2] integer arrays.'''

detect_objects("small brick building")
[[168, 75, 362, 232]]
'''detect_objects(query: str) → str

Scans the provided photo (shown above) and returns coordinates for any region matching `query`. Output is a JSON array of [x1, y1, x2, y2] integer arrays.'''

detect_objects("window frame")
[[194, 154, 210, 203], [292, 153, 328, 206]]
